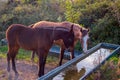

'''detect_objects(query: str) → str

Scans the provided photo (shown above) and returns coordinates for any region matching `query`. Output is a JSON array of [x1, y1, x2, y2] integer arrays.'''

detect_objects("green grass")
[[0, 45, 32, 61], [0, 45, 58, 64], [0, 46, 7, 58]]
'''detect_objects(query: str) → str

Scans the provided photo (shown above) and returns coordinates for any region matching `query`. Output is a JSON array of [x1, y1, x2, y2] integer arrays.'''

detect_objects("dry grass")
[[87, 58, 120, 80], [0, 58, 63, 80]]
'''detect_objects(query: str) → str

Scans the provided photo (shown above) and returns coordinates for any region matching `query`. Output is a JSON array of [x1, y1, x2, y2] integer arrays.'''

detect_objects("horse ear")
[[28, 24, 34, 28], [70, 24, 74, 32]]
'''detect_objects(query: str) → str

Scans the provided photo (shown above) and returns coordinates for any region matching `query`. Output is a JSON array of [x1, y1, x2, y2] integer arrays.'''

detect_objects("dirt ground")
[[0, 58, 66, 80]]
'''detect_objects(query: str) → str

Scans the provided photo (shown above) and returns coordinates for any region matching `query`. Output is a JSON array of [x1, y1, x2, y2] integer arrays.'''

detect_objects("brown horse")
[[30, 21, 90, 66], [6, 24, 74, 78]]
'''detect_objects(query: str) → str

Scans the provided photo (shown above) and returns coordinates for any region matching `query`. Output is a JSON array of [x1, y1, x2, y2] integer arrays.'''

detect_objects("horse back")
[[32, 21, 72, 29], [6, 24, 35, 49], [6, 24, 26, 44], [6, 24, 53, 50]]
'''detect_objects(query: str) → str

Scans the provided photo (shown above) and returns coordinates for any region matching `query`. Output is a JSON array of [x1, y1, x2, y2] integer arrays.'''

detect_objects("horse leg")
[[31, 51, 36, 66], [69, 46, 75, 59], [7, 52, 12, 80], [59, 47, 65, 66], [12, 57, 19, 80], [31, 51, 35, 62], [37, 48, 48, 77], [11, 48, 19, 80], [7, 46, 19, 80]]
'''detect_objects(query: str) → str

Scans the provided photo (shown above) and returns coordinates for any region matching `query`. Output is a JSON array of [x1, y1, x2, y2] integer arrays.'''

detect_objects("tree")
[[65, 0, 81, 23]]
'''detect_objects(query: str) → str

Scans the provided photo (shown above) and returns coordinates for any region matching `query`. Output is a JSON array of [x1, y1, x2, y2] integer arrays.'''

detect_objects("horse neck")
[[35, 26, 69, 41], [53, 27, 69, 40]]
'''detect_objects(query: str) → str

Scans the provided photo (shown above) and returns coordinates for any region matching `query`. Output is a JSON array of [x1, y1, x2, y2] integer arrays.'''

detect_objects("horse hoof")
[[14, 73, 19, 80], [8, 72, 12, 80]]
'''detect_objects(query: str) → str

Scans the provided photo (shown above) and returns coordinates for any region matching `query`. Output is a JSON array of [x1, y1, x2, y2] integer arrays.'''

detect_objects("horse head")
[[80, 28, 90, 53], [72, 23, 90, 53]]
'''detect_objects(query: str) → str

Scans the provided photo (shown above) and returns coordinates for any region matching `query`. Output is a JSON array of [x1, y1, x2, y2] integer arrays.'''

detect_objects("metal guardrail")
[[38, 43, 120, 80], [81, 46, 120, 80]]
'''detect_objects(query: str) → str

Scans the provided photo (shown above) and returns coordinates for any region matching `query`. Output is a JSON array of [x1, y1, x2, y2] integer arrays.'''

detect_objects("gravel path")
[[0, 58, 59, 80]]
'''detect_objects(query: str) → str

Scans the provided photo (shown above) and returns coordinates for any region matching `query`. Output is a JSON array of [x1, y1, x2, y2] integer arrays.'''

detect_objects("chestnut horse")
[[6, 24, 74, 78], [30, 21, 89, 66]]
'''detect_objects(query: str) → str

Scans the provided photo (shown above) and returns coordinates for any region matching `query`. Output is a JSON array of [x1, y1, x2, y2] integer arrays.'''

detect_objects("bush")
[[77, 0, 120, 46], [0, 32, 5, 40], [0, 0, 64, 31], [0, 0, 119, 49]]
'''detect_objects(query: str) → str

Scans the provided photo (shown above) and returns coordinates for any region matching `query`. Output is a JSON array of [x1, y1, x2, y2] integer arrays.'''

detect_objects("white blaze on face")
[[82, 34, 89, 52]]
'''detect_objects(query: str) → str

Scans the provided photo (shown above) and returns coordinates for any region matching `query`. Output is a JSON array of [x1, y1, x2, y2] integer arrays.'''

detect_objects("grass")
[[0, 45, 32, 60], [0, 45, 59, 64], [0, 46, 7, 58]]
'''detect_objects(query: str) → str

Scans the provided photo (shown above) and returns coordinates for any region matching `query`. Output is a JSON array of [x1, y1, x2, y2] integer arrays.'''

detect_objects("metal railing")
[[38, 43, 120, 80]]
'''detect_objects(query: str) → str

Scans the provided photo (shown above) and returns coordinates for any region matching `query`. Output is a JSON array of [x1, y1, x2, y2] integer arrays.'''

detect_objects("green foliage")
[[0, 0, 63, 31], [79, 1, 110, 27], [0, 0, 119, 49], [91, 15, 120, 44], [77, 0, 120, 46], [0, 32, 5, 40], [65, 0, 81, 23]]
